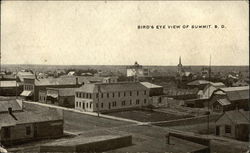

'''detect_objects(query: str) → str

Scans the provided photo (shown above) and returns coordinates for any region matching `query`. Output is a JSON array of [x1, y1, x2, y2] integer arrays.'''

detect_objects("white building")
[[75, 82, 150, 112], [126, 62, 149, 78]]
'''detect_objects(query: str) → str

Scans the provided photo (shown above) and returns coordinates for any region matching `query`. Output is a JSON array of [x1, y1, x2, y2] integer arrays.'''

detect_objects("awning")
[[20, 90, 33, 97], [217, 98, 231, 106], [47, 93, 58, 98]]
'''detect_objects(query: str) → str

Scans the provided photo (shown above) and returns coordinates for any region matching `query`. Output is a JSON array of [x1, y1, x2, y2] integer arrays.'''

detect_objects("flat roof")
[[41, 134, 130, 146], [0, 81, 19, 87], [140, 82, 163, 89]]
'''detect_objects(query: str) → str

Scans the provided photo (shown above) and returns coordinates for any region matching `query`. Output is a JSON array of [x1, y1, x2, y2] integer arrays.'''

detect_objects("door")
[[34, 124, 37, 138], [216, 126, 220, 136], [109, 103, 111, 109]]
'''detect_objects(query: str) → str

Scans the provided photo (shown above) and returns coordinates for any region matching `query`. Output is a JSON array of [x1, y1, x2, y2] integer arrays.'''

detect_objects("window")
[[130, 100, 132, 105], [144, 90, 147, 95], [122, 101, 126, 106], [124, 92, 126, 97], [130, 91, 132, 96], [137, 91, 139, 96], [113, 93, 115, 98], [90, 102, 92, 108], [76, 92, 78, 97], [4, 127, 10, 138], [96, 103, 99, 108], [82, 102, 85, 109], [86, 93, 88, 98], [136, 99, 140, 105], [101, 93, 103, 98], [101, 103, 103, 108], [76, 102, 78, 107], [83, 93, 85, 98], [225, 125, 231, 134], [89, 94, 92, 99], [144, 99, 147, 104], [26, 126, 31, 135], [118, 92, 120, 97], [96, 93, 99, 98], [107, 93, 109, 98], [79, 102, 82, 108], [86, 103, 89, 108]]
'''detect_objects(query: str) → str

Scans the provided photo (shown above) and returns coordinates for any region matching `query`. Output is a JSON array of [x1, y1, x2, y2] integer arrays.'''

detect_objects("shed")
[[215, 110, 249, 141]]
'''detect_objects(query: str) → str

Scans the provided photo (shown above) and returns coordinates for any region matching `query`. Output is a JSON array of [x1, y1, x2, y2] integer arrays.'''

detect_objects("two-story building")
[[126, 62, 150, 80], [20, 77, 84, 101], [75, 82, 149, 112]]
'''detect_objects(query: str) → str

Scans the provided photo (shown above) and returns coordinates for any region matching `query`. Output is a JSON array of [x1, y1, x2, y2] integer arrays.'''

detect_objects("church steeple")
[[178, 56, 182, 67], [177, 56, 183, 74]]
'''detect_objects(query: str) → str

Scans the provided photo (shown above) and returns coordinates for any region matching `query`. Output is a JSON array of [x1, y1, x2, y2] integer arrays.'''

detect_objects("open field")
[[63, 110, 134, 133], [105, 110, 193, 122]]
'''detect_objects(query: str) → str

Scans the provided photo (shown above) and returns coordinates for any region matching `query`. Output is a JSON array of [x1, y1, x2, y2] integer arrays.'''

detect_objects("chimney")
[[8, 107, 12, 115], [8, 107, 17, 120], [76, 77, 79, 85]]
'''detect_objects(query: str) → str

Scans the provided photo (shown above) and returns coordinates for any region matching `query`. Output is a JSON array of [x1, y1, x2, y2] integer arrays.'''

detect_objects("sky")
[[1, 1, 249, 66]]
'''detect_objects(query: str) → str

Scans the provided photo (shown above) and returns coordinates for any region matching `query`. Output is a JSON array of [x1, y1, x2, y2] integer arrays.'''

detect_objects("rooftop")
[[217, 98, 231, 106], [0, 99, 22, 113], [0, 81, 19, 87], [187, 80, 211, 86], [0, 109, 63, 129], [219, 86, 249, 101], [218, 110, 250, 125], [140, 82, 163, 89], [47, 88, 77, 96], [210, 82, 225, 88], [32, 76, 101, 86], [76, 82, 148, 93]]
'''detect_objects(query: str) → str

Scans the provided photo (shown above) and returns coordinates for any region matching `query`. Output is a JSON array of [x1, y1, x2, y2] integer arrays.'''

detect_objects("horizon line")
[[1, 63, 249, 67]]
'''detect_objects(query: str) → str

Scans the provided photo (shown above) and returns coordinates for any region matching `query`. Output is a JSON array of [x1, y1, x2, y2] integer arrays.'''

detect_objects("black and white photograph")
[[0, 1, 249, 153]]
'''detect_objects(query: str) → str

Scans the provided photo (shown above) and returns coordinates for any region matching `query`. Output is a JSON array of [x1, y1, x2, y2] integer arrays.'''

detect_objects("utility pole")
[[207, 55, 211, 134], [97, 84, 100, 117], [15, 69, 17, 99]]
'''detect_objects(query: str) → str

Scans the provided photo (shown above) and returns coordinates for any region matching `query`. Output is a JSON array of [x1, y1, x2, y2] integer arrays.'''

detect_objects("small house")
[[215, 110, 249, 141], [0, 99, 63, 146]]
